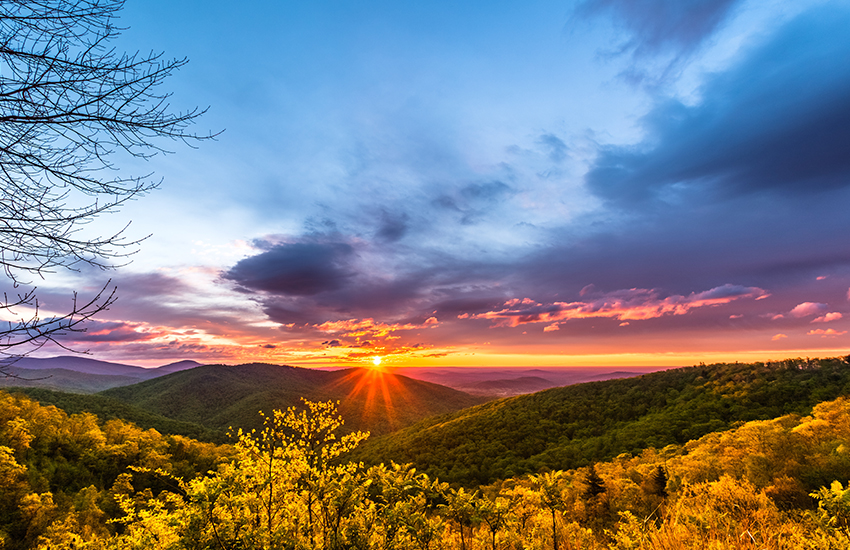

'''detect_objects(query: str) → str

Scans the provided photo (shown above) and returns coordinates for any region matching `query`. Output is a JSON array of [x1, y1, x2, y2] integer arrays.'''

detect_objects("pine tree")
[[583, 463, 606, 500]]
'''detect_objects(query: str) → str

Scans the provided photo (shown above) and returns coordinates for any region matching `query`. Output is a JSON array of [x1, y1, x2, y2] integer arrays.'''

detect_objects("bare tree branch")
[[0, 0, 215, 373]]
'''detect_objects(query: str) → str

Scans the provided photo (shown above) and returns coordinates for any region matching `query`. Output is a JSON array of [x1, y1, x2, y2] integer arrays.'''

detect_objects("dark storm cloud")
[[573, 0, 740, 58], [221, 232, 515, 327], [512, 185, 850, 300], [224, 241, 355, 296], [586, 6, 850, 206]]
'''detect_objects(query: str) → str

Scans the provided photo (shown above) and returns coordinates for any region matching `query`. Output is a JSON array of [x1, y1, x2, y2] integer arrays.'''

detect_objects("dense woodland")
[[3, 357, 850, 548], [8, 388, 226, 443]]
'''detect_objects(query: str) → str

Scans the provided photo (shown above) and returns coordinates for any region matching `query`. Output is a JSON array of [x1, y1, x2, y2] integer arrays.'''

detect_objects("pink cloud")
[[771, 333, 788, 341], [807, 328, 848, 337], [790, 302, 829, 317], [812, 312, 843, 323], [62, 320, 167, 343], [543, 323, 560, 332], [472, 284, 768, 328], [314, 317, 436, 339]]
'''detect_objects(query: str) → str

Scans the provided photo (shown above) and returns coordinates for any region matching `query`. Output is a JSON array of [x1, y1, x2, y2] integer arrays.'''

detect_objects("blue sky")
[[23, 0, 850, 367]]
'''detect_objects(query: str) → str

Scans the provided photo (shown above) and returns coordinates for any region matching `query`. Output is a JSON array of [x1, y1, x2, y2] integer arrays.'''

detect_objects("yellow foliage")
[[8, 390, 850, 549]]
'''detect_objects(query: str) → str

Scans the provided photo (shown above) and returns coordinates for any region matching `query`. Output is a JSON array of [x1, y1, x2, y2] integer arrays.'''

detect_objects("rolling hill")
[[351, 356, 850, 485], [100, 363, 486, 436]]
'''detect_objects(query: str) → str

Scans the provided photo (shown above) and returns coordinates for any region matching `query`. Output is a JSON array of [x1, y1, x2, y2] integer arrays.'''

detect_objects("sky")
[[16, 0, 850, 368]]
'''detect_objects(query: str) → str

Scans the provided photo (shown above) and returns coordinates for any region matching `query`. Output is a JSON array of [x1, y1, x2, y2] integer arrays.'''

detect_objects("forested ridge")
[[99, 363, 485, 436], [352, 356, 850, 485]]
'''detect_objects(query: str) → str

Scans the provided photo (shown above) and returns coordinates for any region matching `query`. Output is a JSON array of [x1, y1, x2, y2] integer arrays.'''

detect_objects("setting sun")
[[372, 356, 382, 367]]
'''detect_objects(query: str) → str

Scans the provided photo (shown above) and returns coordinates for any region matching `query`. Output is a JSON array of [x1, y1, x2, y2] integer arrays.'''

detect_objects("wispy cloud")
[[572, 0, 742, 85]]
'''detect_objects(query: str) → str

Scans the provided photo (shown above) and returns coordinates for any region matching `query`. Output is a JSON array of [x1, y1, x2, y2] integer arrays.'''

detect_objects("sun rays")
[[322, 365, 418, 433]]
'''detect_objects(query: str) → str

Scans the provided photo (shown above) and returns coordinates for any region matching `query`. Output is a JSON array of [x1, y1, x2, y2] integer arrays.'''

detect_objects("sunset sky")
[[23, 0, 850, 368]]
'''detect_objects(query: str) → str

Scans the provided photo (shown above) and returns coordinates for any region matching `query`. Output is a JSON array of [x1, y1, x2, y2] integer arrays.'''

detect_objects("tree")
[[583, 463, 606, 500], [531, 471, 566, 550], [644, 465, 668, 498], [111, 400, 369, 550], [0, 0, 213, 371], [441, 487, 479, 550]]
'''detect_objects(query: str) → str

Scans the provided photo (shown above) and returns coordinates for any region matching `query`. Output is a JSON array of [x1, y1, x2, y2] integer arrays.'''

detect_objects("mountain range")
[[12, 354, 850, 488], [0, 356, 200, 393]]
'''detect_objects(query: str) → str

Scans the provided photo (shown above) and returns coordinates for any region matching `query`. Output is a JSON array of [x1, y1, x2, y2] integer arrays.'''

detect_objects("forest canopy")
[[4, 361, 850, 549]]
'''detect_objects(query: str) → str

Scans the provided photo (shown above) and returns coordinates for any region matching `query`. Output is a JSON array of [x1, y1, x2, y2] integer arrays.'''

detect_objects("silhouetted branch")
[[0, 0, 215, 367]]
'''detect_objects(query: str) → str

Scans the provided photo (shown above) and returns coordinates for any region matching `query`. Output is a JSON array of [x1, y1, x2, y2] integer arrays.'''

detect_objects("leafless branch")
[[0, 0, 215, 370]]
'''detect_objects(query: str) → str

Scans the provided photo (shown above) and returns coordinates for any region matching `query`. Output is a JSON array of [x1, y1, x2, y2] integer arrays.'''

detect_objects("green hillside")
[[6, 387, 226, 442], [100, 363, 485, 436], [351, 356, 850, 485]]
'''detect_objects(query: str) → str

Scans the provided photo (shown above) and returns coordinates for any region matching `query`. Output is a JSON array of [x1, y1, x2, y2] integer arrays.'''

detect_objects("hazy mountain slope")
[[2, 356, 199, 376], [0, 356, 201, 393], [0, 368, 147, 393], [351, 356, 850, 485], [101, 363, 485, 436], [396, 367, 656, 394]]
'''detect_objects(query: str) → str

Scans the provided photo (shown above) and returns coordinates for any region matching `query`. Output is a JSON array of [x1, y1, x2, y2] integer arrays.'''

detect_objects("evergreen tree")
[[646, 465, 668, 498], [583, 464, 606, 500]]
